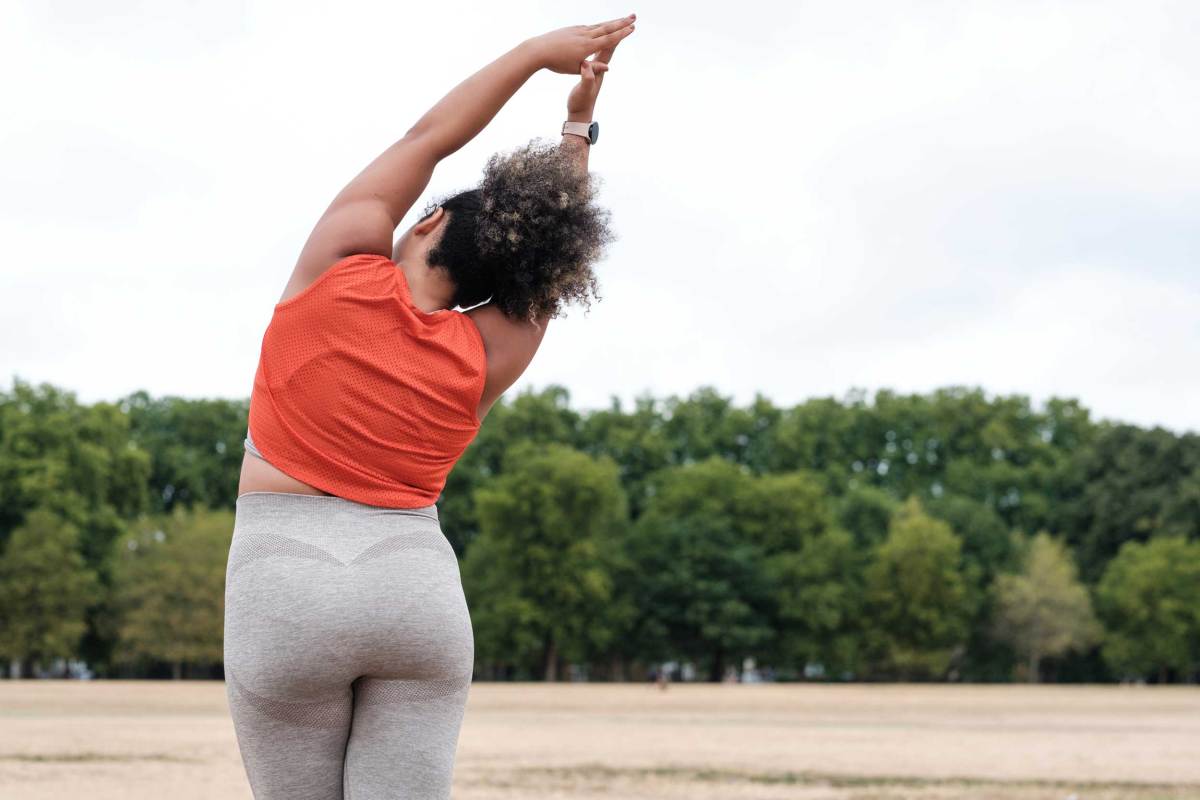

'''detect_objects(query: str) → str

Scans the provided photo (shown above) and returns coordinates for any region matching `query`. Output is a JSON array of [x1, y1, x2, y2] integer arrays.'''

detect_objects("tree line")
[[0, 377, 1197, 682]]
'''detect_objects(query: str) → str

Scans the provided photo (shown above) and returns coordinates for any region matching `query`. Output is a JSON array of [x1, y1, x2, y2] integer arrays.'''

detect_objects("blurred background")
[[1, 1, 1198, 799]]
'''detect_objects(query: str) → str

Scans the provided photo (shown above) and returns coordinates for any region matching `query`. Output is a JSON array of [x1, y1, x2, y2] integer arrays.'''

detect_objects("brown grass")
[[1, 681, 1197, 799]]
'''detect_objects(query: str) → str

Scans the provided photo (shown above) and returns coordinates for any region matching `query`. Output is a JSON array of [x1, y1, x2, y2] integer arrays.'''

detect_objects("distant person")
[[223, 16, 633, 799]]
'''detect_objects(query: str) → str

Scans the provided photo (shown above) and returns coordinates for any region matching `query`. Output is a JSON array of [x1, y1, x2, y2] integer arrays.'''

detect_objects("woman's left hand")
[[530, 15, 635, 75]]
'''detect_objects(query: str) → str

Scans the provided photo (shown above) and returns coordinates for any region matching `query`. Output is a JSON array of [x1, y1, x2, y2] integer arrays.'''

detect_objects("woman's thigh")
[[342, 668, 472, 797]]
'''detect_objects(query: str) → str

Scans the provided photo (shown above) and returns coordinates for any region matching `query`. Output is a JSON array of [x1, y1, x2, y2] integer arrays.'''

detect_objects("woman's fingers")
[[597, 23, 635, 49], [588, 14, 634, 33], [595, 38, 620, 64], [590, 14, 635, 37], [581, 59, 608, 82]]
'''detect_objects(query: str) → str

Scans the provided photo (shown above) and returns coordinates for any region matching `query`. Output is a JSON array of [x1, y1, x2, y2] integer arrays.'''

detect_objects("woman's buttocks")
[[224, 492, 473, 687]]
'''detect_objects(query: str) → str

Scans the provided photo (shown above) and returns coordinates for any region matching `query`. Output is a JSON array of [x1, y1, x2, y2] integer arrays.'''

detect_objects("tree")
[[659, 387, 753, 469], [1057, 425, 1200, 581], [836, 485, 897, 549], [624, 515, 771, 681], [111, 505, 233, 677], [926, 494, 1016, 584], [462, 442, 628, 680], [736, 470, 867, 678], [0, 379, 150, 561], [621, 457, 773, 680], [739, 470, 834, 551], [863, 497, 972, 679], [991, 532, 1099, 682], [0, 509, 99, 677], [10, 371, 1200, 686], [771, 395, 860, 481], [927, 493, 1026, 680], [1096, 536, 1200, 683], [122, 389, 249, 514], [768, 527, 867, 678]]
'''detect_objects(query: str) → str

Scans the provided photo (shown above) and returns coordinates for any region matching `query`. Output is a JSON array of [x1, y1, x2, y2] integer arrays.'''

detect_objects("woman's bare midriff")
[[237, 451, 332, 497]]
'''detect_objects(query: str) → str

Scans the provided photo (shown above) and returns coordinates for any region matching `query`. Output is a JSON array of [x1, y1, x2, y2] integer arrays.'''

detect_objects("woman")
[[223, 16, 634, 799]]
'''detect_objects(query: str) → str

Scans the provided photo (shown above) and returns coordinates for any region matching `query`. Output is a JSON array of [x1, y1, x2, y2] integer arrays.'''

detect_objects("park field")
[[0, 681, 1198, 799]]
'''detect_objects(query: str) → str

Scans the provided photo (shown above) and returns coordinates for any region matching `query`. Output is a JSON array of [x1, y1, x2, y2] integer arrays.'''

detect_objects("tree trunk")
[[173, 661, 183, 681], [709, 647, 725, 682], [9, 658, 21, 679], [1028, 650, 1040, 683], [543, 640, 558, 682]]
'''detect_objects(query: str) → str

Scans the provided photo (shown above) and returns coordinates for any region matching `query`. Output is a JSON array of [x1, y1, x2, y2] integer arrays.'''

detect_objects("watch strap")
[[561, 120, 592, 142]]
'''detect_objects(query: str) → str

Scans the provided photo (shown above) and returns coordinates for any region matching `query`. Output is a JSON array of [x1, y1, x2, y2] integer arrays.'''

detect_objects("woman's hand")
[[566, 38, 621, 118], [528, 14, 635, 75]]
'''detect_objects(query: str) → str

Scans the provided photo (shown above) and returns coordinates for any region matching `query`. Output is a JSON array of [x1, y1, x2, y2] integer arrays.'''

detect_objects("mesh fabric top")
[[247, 253, 487, 508]]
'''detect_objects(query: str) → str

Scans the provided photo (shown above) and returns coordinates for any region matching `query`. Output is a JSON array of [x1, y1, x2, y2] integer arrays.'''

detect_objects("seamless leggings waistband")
[[243, 428, 265, 461]]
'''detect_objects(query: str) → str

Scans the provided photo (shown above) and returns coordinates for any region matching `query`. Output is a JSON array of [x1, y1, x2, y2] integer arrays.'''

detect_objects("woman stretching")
[[223, 15, 634, 799]]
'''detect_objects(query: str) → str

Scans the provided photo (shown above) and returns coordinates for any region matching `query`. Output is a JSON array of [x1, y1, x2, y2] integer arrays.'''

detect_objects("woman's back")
[[245, 253, 487, 508]]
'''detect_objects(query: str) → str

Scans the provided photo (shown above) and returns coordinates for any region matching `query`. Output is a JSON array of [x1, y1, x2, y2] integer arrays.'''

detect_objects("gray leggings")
[[224, 491, 474, 799]]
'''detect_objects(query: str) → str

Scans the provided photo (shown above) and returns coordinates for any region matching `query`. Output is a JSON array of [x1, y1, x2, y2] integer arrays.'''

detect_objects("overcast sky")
[[3, 1, 1197, 433]]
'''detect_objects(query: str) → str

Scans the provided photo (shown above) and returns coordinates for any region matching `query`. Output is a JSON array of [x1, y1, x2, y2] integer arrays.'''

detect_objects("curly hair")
[[418, 138, 615, 322]]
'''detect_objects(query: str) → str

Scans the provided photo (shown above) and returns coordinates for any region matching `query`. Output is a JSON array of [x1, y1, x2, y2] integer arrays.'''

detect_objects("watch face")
[[588, 121, 599, 145]]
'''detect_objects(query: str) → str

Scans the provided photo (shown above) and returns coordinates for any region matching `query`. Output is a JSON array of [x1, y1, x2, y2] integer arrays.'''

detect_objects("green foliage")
[[863, 497, 973, 679], [122, 390, 249, 514], [768, 527, 867, 677], [3, 373, 1200, 683], [836, 485, 897, 548], [1096, 536, 1200, 681], [925, 494, 1015, 583], [110, 505, 233, 674], [991, 532, 1099, 681], [0, 379, 149, 562], [462, 441, 628, 679], [772, 395, 860, 482], [1057, 425, 1200, 581], [623, 517, 772, 681], [923, 494, 1016, 680], [0, 508, 99, 670], [658, 387, 781, 472], [620, 457, 773, 680], [741, 470, 834, 553], [578, 393, 674, 519]]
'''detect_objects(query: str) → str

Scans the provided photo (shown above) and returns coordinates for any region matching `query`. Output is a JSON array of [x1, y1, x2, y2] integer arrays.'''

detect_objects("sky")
[[2, 1, 1198, 433]]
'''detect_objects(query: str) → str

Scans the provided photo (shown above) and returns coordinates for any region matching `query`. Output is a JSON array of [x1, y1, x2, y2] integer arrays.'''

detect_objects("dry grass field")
[[1, 681, 1198, 799]]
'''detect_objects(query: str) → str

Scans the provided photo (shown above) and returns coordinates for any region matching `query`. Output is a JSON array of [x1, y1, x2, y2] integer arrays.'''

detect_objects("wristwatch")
[[562, 120, 599, 145]]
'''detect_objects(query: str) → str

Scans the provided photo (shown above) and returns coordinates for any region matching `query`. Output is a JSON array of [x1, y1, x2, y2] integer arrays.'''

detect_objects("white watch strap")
[[561, 121, 591, 141]]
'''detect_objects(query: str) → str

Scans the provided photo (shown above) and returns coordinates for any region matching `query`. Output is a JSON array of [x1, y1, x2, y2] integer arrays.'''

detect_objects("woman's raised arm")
[[287, 16, 636, 294]]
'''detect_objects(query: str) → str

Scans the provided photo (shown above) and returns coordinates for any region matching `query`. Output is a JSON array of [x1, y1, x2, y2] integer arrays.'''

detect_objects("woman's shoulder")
[[275, 252, 395, 310]]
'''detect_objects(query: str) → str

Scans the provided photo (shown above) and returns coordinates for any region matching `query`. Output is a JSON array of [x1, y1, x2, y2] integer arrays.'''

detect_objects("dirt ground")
[[0, 681, 1197, 800]]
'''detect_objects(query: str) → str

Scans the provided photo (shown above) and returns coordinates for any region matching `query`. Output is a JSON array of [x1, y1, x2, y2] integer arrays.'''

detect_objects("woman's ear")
[[414, 205, 445, 236]]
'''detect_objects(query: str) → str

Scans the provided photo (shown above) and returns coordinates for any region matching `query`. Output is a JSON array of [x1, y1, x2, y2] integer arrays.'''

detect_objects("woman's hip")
[[224, 491, 473, 684]]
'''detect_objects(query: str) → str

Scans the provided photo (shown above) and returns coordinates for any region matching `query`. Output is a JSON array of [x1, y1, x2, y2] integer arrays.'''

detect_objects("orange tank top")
[[247, 253, 487, 508]]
